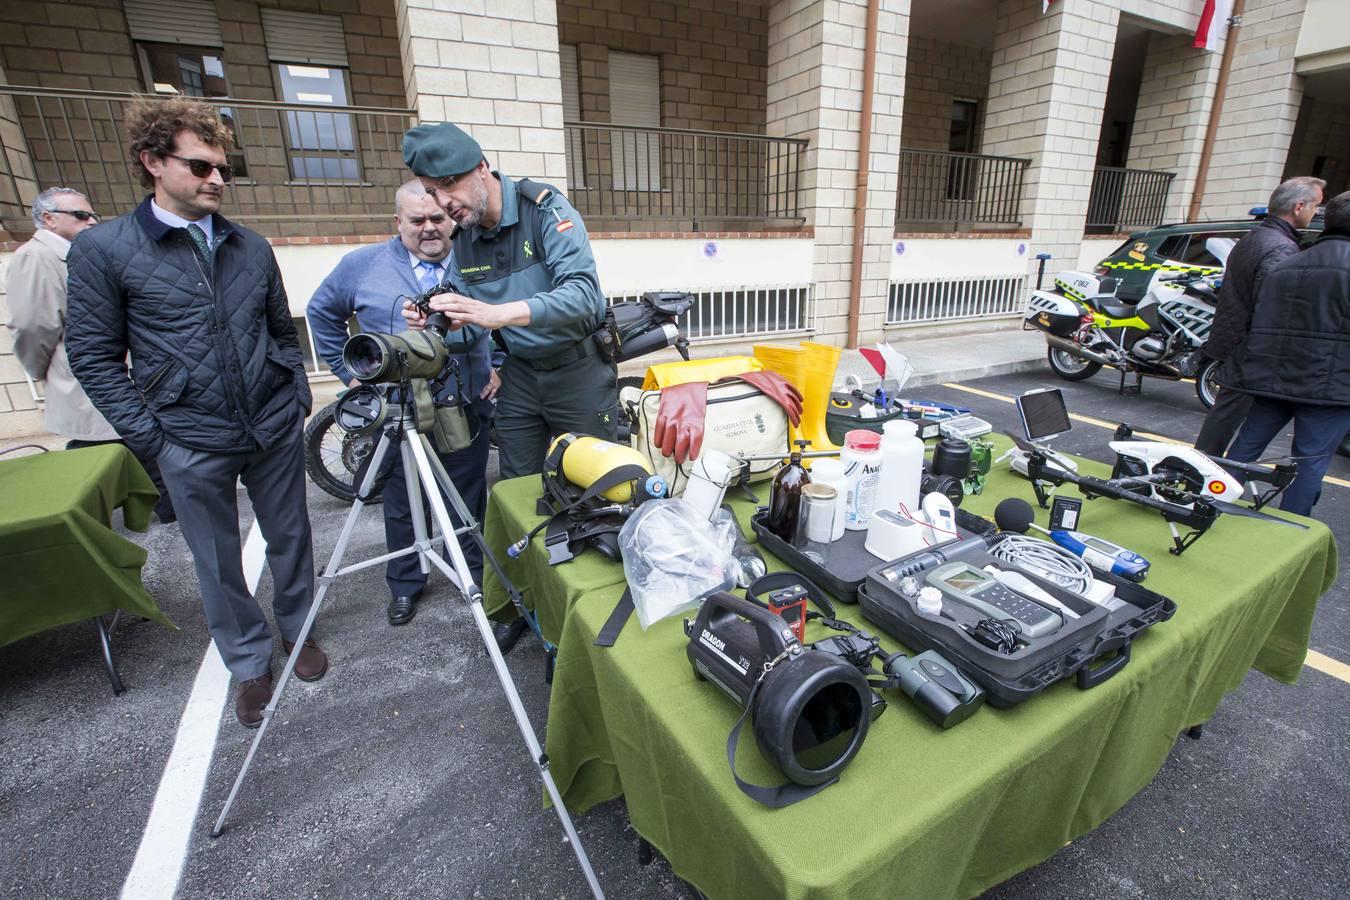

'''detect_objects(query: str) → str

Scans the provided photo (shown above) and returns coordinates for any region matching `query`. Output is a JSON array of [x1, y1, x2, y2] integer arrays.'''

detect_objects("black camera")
[[685, 591, 882, 806]]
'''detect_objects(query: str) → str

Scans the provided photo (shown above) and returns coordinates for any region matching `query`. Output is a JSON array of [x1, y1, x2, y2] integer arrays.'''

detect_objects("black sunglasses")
[[51, 209, 100, 222], [168, 154, 234, 183]]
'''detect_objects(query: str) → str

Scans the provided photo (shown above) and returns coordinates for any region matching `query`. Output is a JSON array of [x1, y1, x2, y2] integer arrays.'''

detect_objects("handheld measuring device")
[[925, 561, 1062, 639], [1047, 530, 1150, 582]]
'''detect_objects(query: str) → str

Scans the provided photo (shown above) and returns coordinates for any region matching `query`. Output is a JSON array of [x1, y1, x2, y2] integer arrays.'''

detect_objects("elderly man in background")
[[1195, 176, 1325, 456], [1223, 191, 1350, 517], [307, 180, 498, 628], [6, 187, 174, 522]]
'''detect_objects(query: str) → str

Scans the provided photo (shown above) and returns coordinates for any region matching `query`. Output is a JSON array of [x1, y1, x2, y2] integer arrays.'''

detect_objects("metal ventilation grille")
[[888, 275, 1029, 325], [607, 284, 815, 342]]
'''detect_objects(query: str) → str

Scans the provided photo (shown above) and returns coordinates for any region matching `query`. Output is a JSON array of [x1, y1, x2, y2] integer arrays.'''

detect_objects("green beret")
[[402, 122, 483, 178]]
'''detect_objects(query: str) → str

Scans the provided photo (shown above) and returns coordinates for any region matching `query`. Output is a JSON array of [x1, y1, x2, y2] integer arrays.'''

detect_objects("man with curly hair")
[[66, 96, 324, 727]]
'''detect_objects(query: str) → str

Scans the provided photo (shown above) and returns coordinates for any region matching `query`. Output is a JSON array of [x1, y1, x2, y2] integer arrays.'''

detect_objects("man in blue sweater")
[[308, 181, 498, 626]]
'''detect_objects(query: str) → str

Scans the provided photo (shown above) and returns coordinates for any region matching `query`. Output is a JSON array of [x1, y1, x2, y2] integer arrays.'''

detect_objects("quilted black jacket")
[[1203, 216, 1301, 361], [66, 197, 311, 459], [1223, 232, 1350, 406]]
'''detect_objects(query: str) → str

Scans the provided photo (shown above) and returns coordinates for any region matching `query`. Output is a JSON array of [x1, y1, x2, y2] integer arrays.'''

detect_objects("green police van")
[[1094, 208, 1325, 303]]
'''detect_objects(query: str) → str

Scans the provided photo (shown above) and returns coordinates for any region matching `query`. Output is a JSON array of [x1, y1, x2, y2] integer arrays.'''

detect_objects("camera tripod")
[[210, 393, 605, 898]]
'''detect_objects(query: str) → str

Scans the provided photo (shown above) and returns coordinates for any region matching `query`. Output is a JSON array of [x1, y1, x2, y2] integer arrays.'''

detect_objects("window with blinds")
[[261, 10, 360, 182], [608, 51, 661, 193], [124, 0, 223, 47]]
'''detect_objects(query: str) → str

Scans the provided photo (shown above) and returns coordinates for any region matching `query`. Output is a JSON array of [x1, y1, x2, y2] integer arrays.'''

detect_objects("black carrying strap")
[[726, 674, 837, 808], [594, 585, 634, 647], [531, 454, 651, 565], [745, 572, 838, 621]]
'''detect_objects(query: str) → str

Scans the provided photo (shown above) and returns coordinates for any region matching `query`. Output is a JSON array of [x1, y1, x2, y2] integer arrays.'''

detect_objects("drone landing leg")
[[1031, 478, 1056, 509], [1166, 521, 1206, 556]]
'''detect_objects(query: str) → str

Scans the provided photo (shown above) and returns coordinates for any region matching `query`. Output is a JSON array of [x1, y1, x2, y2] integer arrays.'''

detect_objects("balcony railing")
[[1086, 165, 1176, 234], [894, 148, 1029, 230], [0, 85, 415, 239], [563, 122, 808, 229]]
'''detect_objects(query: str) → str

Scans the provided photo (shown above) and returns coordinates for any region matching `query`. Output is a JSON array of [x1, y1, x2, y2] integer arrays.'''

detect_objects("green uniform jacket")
[[447, 172, 606, 361]]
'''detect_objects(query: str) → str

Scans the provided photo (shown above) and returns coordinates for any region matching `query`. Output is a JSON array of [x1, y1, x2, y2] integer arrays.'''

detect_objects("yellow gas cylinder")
[[548, 433, 656, 503]]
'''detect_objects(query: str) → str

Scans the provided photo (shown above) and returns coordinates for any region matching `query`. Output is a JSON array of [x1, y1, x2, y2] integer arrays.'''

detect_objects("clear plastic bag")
[[620, 499, 737, 630]]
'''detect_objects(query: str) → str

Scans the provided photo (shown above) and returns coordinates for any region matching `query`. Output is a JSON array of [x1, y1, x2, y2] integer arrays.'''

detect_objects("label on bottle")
[[843, 457, 883, 530]]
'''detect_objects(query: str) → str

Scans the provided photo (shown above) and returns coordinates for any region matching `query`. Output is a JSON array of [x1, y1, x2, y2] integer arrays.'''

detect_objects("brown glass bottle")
[[766, 440, 812, 541]]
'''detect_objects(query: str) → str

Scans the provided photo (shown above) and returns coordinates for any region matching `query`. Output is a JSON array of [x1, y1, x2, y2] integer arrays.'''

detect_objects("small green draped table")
[[0, 445, 175, 693], [482, 439, 1335, 899]]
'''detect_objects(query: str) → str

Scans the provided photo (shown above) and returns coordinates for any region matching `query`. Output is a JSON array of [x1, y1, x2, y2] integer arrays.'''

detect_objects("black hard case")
[[856, 536, 1175, 707]]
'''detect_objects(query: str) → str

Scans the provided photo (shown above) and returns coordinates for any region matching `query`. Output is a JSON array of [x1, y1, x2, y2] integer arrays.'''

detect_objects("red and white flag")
[[1193, 0, 1234, 51], [1042, 0, 1054, 12]]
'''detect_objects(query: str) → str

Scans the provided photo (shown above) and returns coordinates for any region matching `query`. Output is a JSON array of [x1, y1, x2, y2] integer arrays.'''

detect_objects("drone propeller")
[[1208, 498, 1308, 529]]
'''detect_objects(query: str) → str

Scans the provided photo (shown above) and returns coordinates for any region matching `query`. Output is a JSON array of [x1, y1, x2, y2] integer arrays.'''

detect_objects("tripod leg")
[[405, 436, 606, 899], [421, 438, 548, 651], [400, 438, 433, 579], [211, 429, 394, 838]]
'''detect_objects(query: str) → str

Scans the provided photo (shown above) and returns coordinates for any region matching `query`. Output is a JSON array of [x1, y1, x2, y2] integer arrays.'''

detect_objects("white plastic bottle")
[[874, 419, 924, 518], [807, 457, 849, 540], [841, 430, 883, 531]]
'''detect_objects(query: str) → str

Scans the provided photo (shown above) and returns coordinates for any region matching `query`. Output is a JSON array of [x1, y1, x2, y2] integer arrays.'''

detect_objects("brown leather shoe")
[[281, 638, 329, 682], [235, 671, 272, 728]]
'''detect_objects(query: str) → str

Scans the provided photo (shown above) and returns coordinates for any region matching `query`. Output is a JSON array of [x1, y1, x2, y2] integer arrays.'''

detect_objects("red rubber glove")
[[653, 380, 708, 464], [734, 370, 803, 426]]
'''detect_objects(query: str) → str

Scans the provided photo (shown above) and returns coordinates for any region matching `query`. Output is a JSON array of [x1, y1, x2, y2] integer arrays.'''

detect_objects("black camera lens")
[[754, 652, 872, 786], [792, 681, 864, 772], [344, 334, 391, 382]]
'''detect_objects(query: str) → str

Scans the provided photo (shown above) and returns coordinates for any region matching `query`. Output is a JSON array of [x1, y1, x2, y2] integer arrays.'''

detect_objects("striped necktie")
[[416, 260, 441, 293]]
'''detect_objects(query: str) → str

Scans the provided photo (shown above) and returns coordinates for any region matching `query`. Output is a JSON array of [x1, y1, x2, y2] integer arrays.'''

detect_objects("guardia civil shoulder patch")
[[556, 219, 574, 233]]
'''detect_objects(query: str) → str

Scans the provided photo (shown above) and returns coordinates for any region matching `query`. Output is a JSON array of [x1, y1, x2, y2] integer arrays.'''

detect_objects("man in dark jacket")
[[1223, 191, 1350, 517], [66, 97, 323, 727], [1195, 176, 1324, 456]]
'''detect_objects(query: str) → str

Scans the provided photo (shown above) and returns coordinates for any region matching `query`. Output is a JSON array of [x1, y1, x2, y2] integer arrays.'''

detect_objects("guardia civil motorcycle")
[[1023, 245, 1227, 409]]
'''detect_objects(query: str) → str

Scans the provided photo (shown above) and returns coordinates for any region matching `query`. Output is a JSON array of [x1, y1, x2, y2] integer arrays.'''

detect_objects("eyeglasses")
[[50, 209, 101, 222], [168, 154, 234, 183]]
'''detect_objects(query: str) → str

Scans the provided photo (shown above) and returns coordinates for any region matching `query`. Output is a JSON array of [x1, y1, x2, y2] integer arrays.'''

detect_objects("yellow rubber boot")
[[752, 340, 841, 452]]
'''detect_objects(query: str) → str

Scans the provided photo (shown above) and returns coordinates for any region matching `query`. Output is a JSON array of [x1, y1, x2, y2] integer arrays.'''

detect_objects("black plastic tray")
[[751, 507, 995, 604]]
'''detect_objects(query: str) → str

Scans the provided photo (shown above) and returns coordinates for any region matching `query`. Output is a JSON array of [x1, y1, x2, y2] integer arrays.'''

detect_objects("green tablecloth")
[[0, 445, 173, 647], [483, 443, 1336, 899]]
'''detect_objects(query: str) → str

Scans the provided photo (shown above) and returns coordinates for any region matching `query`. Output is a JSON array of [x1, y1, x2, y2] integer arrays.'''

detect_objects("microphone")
[[993, 498, 1051, 537]]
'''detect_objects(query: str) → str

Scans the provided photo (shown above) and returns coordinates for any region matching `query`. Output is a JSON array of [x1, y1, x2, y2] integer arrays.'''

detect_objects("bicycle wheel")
[[303, 402, 383, 504]]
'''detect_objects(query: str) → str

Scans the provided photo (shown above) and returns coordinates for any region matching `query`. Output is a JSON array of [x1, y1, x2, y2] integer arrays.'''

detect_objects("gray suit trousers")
[[155, 424, 315, 680]]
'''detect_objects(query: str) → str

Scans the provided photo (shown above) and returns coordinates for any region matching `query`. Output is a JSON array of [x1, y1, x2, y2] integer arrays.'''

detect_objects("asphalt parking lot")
[[1, 367, 1346, 899]]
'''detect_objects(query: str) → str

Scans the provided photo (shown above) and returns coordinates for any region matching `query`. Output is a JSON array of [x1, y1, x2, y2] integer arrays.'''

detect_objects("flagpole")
[[1188, 0, 1246, 222]]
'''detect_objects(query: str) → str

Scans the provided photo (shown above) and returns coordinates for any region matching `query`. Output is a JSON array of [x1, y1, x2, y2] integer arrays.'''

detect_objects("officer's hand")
[[429, 293, 531, 330], [401, 300, 428, 331], [480, 368, 501, 400]]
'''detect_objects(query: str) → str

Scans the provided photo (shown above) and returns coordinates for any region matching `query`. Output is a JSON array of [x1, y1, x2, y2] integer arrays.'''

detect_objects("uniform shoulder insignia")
[[516, 178, 564, 208], [516, 178, 576, 235]]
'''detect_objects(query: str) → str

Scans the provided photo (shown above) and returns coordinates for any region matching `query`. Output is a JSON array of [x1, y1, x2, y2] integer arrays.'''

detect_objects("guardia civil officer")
[[399, 122, 618, 479]]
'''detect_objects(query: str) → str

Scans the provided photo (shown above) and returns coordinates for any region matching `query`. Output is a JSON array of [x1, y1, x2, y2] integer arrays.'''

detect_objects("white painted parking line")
[[120, 523, 266, 900]]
